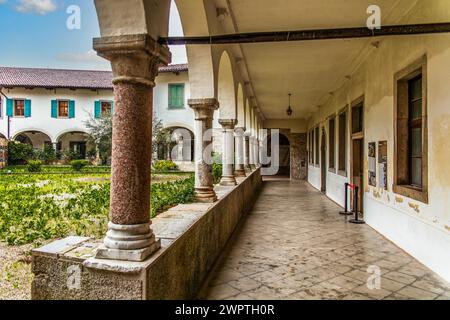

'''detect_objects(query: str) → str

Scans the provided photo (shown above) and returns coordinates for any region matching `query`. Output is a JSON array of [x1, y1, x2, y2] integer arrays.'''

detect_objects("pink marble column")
[[93, 34, 171, 262], [189, 98, 219, 203], [219, 119, 237, 186]]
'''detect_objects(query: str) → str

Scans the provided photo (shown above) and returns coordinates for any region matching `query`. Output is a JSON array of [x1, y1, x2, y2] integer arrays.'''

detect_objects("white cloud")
[[0, 0, 8, 4], [15, 0, 57, 15]]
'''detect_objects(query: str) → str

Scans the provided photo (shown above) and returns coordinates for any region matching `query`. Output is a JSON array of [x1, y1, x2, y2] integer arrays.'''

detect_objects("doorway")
[[350, 97, 365, 215], [351, 138, 364, 214], [320, 127, 327, 192]]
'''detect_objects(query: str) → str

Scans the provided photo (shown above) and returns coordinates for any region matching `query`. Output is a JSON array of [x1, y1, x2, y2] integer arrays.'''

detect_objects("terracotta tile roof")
[[0, 64, 188, 90]]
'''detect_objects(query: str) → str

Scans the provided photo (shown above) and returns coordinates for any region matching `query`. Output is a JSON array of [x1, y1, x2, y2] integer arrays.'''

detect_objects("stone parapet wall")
[[31, 168, 262, 300]]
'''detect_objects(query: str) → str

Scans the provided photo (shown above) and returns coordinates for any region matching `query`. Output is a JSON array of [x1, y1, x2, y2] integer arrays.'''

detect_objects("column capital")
[[188, 98, 219, 120], [219, 119, 237, 130], [93, 34, 171, 87]]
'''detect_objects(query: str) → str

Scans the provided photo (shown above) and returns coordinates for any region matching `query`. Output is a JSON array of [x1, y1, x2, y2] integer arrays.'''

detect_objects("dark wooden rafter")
[[160, 23, 450, 45]]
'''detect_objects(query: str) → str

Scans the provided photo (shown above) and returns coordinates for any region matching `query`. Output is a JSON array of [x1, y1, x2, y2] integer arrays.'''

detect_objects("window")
[[315, 127, 319, 165], [394, 56, 428, 203], [14, 99, 25, 117], [309, 130, 313, 164], [352, 101, 364, 134], [329, 117, 335, 171], [101, 101, 112, 116], [58, 100, 69, 118], [338, 110, 347, 173], [168, 84, 185, 109]]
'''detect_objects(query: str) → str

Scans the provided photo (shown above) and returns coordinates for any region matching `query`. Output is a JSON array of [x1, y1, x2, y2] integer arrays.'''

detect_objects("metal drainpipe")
[[0, 88, 11, 139]]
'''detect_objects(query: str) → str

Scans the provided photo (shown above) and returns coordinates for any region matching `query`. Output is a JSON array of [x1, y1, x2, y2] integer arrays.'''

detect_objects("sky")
[[0, 0, 187, 70]]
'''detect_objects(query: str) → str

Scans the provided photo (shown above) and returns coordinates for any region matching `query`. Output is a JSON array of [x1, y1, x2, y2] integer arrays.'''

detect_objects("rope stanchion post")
[[349, 186, 365, 224], [339, 183, 353, 216]]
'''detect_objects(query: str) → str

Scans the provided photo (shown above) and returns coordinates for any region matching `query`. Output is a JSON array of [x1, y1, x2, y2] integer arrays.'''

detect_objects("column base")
[[96, 240, 161, 262], [220, 176, 237, 186], [250, 165, 256, 170], [234, 169, 246, 177], [96, 222, 160, 262], [195, 187, 218, 203]]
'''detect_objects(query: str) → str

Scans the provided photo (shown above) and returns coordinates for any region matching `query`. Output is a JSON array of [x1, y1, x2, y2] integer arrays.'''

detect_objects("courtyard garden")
[[0, 162, 206, 299]]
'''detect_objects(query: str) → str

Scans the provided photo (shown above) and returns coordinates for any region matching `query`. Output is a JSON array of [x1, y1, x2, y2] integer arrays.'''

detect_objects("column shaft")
[[219, 119, 237, 186], [234, 127, 246, 177], [93, 34, 171, 262], [189, 99, 219, 203]]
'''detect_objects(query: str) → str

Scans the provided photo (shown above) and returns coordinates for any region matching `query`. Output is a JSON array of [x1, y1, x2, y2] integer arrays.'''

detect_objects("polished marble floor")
[[205, 178, 450, 300]]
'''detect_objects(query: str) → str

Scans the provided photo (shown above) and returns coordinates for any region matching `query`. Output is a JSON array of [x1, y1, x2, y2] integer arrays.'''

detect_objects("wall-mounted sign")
[[368, 142, 376, 187], [378, 141, 388, 190]]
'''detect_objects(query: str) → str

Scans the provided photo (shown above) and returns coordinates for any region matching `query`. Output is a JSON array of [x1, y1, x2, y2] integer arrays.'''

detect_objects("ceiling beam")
[[161, 22, 450, 45]]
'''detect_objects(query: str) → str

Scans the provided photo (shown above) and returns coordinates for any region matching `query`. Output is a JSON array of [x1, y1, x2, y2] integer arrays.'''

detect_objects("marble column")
[[234, 127, 246, 177], [244, 134, 251, 172], [219, 119, 237, 186], [189, 98, 219, 203], [255, 138, 260, 167], [249, 136, 256, 170], [93, 34, 171, 262]]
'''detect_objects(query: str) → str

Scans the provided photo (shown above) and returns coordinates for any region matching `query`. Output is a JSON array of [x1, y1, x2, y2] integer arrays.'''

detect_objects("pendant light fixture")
[[286, 93, 293, 117]]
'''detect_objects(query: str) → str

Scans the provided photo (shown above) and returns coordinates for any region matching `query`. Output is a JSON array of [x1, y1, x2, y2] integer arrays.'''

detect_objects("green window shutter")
[[6, 99, 13, 117], [69, 100, 75, 118], [24, 99, 31, 118], [51, 100, 58, 118], [111, 101, 114, 115], [94, 100, 101, 118], [169, 84, 184, 108]]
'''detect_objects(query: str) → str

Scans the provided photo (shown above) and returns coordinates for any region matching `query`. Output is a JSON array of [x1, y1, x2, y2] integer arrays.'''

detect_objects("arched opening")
[[57, 131, 94, 160], [217, 51, 236, 120], [278, 134, 291, 176], [265, 132, 291, 177], [14, 131, 52, 150], [156, 126, 194, 163]]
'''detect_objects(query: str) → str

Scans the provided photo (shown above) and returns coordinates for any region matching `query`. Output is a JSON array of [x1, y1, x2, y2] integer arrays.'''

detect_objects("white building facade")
[[0, 65, 194, 163]]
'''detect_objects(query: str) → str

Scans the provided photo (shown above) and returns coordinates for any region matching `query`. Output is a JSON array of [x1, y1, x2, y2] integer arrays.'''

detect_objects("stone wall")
[[291, 133, 307, 180], [31, 169, 262, 300]]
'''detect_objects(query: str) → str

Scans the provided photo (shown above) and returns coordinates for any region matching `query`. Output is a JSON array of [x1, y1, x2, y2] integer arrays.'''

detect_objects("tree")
[[85, 112, 168, 164]]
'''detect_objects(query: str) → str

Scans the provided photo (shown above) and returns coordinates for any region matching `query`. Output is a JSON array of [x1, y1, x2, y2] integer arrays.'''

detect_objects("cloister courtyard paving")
[[204, 178, 450, 300]]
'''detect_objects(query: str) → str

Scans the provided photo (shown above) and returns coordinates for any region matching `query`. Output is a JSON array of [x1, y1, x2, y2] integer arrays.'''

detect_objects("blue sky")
[[0, 0, 187, 70]]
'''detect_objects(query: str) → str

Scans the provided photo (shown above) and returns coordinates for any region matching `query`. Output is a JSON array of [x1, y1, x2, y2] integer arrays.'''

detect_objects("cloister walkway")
[[204, 178, 450, 300]]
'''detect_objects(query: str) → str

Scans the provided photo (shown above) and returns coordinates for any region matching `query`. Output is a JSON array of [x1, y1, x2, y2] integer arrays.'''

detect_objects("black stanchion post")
[[339, 182, 353, 216], [349, 186, 365, 224]]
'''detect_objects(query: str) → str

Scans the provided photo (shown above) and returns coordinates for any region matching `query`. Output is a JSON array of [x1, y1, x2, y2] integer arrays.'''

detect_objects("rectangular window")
[[58, 100, 69, 118], [101, 101, 112, 116], [338, 111, 347, 173], [168, 84, 185, 109], [14, 99, 25, 117], [408, 76, 423, 187], [329, 117, 335, 170], [352, 101, 364, 134], [394, 56, 428, 203], [315, 127, 319, 165]]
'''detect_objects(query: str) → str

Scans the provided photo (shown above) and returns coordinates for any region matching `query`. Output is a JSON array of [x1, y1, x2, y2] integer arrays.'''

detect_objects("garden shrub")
[[70, 160, 89, 172], [35, 144, 57, 164], [151, 174, 194, 217], [27, 160, 42, 172], [212, 162, 222, 184], [8, 141, 34, 165], [153, 160, 179, 173]]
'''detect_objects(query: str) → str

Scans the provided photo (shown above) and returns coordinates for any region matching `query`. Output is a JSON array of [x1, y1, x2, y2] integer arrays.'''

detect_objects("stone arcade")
[[32, 0, 450, 300]]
